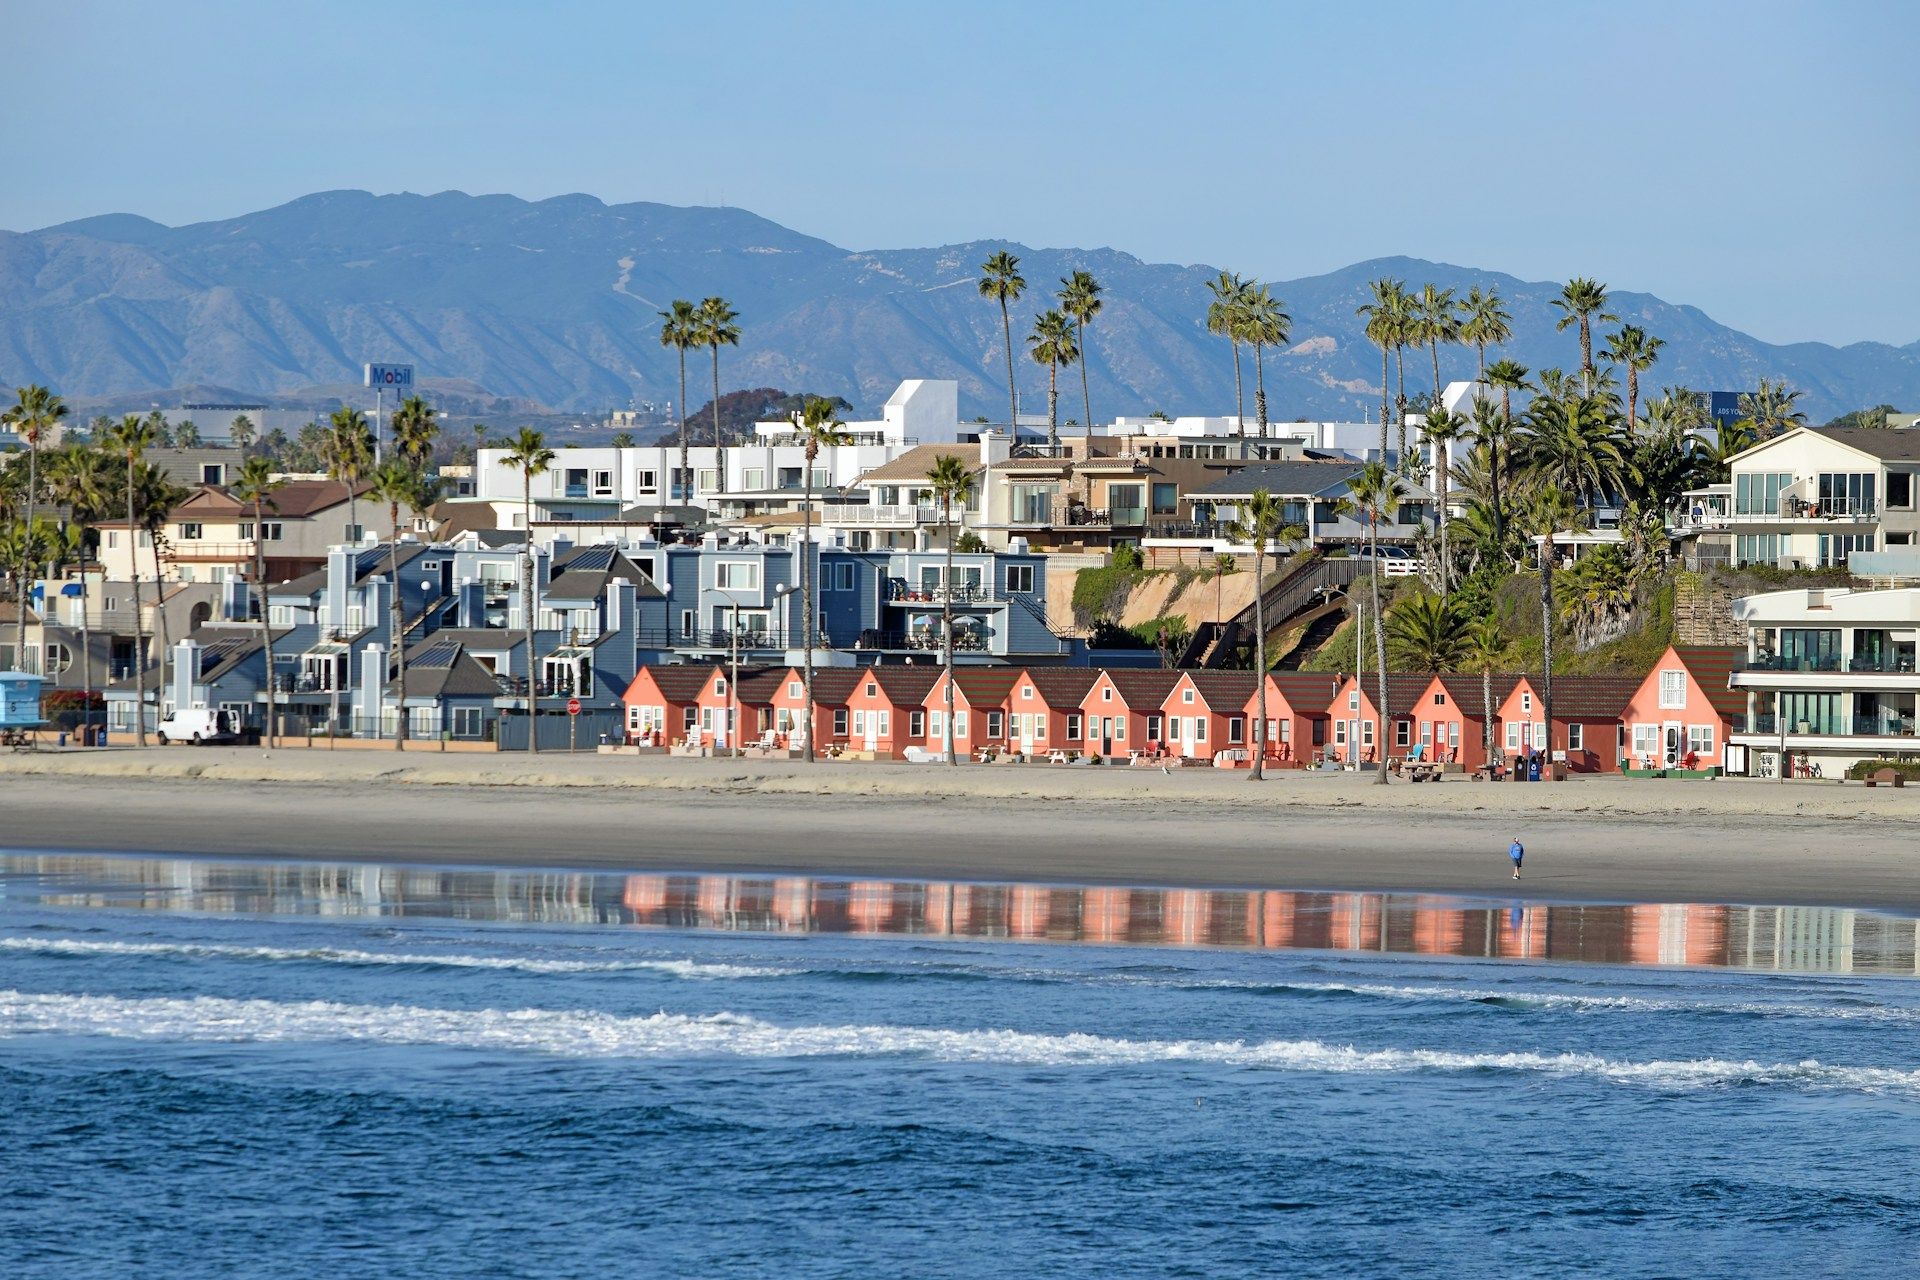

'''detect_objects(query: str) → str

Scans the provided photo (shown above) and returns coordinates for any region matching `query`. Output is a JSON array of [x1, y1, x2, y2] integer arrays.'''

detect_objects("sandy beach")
[[2, 748, 1916, 912]]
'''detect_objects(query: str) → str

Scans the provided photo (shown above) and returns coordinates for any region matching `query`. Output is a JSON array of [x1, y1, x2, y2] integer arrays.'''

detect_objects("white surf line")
[[0, 936, 791, 980], [2, 990, 1915, 1095]]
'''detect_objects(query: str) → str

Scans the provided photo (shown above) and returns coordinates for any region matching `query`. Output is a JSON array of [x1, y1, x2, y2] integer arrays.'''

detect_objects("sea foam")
[[0, 936, 789, 980], [2, 988, 1914, 1094]]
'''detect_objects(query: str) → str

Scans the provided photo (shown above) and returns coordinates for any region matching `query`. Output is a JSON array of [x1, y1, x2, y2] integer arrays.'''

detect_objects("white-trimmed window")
[[1146, 713, 1163, 741], [852, 710, 866, 735], [1505, 721, 1522, 750], [1007, 565, 1035, 594], [714, 676, 727, 696], [1348, 690, 1360, 710], [1021, 685, 1033, 700], [1183, 688, 1195, 704], [716, 561, 760, 591], [1521, 691, 1532, 714], [955, 710, 968, 738], [1066, 713, 1083, 741], [1659, 670, 1686, 709], [1194, 717, 1207, 743], [1632, 723, 1659, 759], [1687, 724, 1715, 756], [1335, 720, 1348, 746], [878, 711, 890, 737], [1101, 687, 1113, 702], [1395, 720, 1411, 748], [1567, 723, 1584, 751], [987, 710, 1003, 737], [788, 680, 801, 698], [1360, 720, 1373, 748], [910, 710, 924, 738], [1228, 716, 1245, 745]]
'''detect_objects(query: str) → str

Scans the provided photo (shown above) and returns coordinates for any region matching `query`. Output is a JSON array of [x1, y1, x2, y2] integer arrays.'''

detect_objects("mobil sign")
[[364, 363, 415, 391]]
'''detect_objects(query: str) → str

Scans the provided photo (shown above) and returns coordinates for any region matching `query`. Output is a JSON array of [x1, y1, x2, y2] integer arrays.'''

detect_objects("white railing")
[[820, 504, 938, 526]]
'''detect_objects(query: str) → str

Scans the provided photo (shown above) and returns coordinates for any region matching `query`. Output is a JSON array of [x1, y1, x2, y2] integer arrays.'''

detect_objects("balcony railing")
[[820, 503, 939, 526], [855, 629, 988, 652], [887, 583, 1003, 605], [1735, 712, 1916, 737], [1848, 655, 1920, 673], [1741, 654, 1844, 673]]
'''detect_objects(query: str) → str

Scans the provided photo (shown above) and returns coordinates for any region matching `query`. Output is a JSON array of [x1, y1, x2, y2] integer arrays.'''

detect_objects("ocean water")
[[3, 856, 1918, 1279]]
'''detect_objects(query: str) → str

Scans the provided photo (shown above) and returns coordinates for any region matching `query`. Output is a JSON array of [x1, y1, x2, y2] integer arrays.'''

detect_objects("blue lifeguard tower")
[[0, 670, 47, 746]]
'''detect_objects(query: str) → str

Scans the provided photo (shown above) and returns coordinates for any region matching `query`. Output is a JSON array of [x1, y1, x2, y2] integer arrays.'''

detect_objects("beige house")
[[91, 479, 407, 586]]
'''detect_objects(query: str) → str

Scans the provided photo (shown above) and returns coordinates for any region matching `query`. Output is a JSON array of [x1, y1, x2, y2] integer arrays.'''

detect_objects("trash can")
[[1528, 755, 1543, 781], [57, 732, 68, 748]]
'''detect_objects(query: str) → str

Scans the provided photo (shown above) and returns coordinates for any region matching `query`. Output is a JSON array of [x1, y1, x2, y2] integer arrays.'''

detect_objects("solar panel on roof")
[[566, 546, 615, 572], [412, 642, 462, 668]]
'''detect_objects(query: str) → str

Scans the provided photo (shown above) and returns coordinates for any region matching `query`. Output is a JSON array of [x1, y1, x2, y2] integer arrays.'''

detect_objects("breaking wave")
[[3, 989, 1914, 1094], [0, 936, 790, 981]]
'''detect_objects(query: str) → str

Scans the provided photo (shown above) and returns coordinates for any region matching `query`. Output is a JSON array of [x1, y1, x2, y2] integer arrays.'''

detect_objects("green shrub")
[[1845, 759, 1920, 782]]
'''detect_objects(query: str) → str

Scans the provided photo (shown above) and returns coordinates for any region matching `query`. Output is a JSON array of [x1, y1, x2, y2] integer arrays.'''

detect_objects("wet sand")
[[2, 749, 1915, 912]]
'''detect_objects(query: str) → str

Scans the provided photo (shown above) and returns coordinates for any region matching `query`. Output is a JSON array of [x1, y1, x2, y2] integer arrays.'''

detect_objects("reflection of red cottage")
[[621, 665, 713, 745], [763, 667, 864, 752], [842, 667, 941, 758], [1245, 672, 1341, 766], [1620, 645, 1741, 770], [921, 668, 1023, 757], [1079, 670, 1181, 757], [1006, 668, 1102, 754]]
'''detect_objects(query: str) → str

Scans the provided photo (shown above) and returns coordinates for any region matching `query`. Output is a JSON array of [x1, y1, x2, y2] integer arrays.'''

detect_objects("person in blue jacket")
[[1508, 837, 1525, 880]]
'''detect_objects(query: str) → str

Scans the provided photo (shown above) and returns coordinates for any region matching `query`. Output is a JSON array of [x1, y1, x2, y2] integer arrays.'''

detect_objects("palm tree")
[[1483, 359, 1531, 547], [1550, 278, 1617, 397], [502, 429, 556, 753], [1524, 486, 1581, 766], [1227, 490, 1297, 781], [1736, 378, 1808, 439], [1386, 593, 1470, 670], [696, 296, 741, 478], [367, 460, 442, 749], [1460, 614, 1504, 766], [137, 466, 191, 689], [100, 415, 157, 744], [1341, 462, 1402, 784], [1458, 287, 1512, 404], [1601, 326, 1664, 432], [231, 457, 286, 747], [1421, 406, 1469, 594], [45, 444, 112, 724], [1520, 394, 1635, 510], [4, 385, 67, 665], [791, 396, 850, 764], [658, 299, 700, 501], [1240, 285, 1291, 440], [979, 253, 1027, 435], [1027, 310, 1079, 453], [1059, 270, 1103, 440], [174, 421, 201, 448], [390, 393, 438, 468], [1413, 284, 1459, 407], [1205, 272, 1253, 435], [1358, 279, 1408, 463], [327, 407, 374, 543], [928, 455, 975, 768], [1209, 552, 1237, 628], [228, 415, 256, 452]]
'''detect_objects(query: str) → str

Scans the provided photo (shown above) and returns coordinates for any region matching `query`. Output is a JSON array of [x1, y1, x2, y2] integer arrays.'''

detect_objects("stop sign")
[[566, 696, 581, 716]]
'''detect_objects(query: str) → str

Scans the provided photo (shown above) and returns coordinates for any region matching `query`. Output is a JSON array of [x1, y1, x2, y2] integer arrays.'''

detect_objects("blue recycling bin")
[[1528, 755, 1543, 781]]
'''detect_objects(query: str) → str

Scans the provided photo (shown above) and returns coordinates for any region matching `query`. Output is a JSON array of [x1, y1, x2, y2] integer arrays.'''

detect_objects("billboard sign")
[[1708, 391, 1742, 430], [363, 363, 415, 391]]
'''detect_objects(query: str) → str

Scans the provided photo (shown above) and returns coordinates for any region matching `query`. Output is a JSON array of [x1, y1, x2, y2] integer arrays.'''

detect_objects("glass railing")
[[1853, 716, 1917, 737], [1847, 655, 1919, 673]]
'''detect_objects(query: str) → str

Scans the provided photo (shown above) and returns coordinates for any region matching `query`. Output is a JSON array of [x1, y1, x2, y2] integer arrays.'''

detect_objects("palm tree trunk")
[[1047, 361, 1059, 452], [17, 442, 36, 665], [1231, 340, 1245, 437], [943, 497, 956, 766], [710, 345, 726, 482], [1580, 321, 1592, 396], [1430, 340, 1442, 405], [151, 534, 171, 713], [1475, 344, 1488, 405], [802, 464, 815, 764], [79, 540, 93, 738], [1378, 350, 1390, 463], [523, 475, 538, 755], [1438, 450, 1451, 598], [1494, 390, 1512, 548], [1628, 371, 1639, 434], [1000, 298, 1017, 433], [1254, 343, 1269, 440], [391, 505, 406, 751], [1481, 664, 1493, 767], [1250, 540, 1267, 781], [1077, 317, 1093, 441], [1394, 348, 1408, 464], [677, 347, 690, 502], [126, 459, 147, 746]]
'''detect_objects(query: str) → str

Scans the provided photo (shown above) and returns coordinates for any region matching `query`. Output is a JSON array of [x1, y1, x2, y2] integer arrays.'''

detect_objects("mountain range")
[[3, 189, 1916, 422]]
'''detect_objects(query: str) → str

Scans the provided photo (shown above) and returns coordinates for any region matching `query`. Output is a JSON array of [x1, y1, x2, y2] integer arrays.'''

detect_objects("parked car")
[[1354, 544, 1413, 561], [156, 708, 244, 745]]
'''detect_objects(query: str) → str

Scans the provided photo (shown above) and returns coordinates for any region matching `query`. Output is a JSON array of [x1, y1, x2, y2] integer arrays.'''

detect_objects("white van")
[[156, 708, 244, 745]]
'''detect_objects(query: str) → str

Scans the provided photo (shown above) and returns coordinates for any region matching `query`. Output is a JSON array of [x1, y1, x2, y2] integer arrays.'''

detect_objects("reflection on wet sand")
[[4, 854, 1917, 978]]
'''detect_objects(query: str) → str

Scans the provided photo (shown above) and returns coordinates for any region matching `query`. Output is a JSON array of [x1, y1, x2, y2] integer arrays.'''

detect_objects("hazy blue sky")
[[8, 1, 1916, 345]]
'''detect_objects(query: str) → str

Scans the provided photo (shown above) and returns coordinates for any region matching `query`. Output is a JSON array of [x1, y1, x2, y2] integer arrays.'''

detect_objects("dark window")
[[1889, 471, 1913, 509], [1066, 713, 1082, 741], [833, 709, 849, 736], [1228, 716, 1244, 744]]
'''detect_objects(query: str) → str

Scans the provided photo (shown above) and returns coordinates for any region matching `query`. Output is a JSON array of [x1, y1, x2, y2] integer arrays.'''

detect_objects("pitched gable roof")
[[632, 665, 713, 702], [1265, 671, 1346, 712], [855, 443, 982, 485], [1090, 669, 1182, 706], [936, 667, 1023, 707], [1539, 675, 1643, 718], [1345, 673, 1438, 717], [784, 668, 865, 705], [1173, 669, 1264, 710], [1671, 645, 1745, 718], [1431, 673, 1523, 718], [1020, 667, 1101, 705], [862, 665, 942, 703]]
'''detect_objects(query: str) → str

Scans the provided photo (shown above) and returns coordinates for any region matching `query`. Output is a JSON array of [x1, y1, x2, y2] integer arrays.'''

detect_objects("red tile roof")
[[1089, 669, 1182, 706], [633, 665, 715, 702], [1672, 646, 1745, 719], [1431, 673, 1523, 719], [1020, 667, 1102, 705]]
